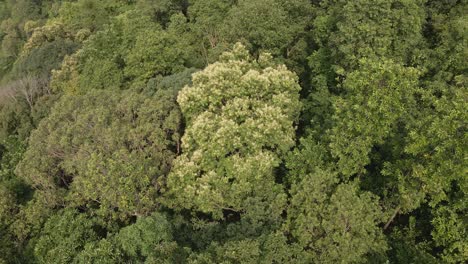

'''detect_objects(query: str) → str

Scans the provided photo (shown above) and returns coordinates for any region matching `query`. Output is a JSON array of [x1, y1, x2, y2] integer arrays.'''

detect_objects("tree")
[[33, 209, 99, 263], [310, 0, 425, 73], [0, 98, 33, 141], [304, 0, 426, 131], [16, 88, 182, 221], [136, 0, 187, 27], [187, 0, 234, 49], [0, 136, 37, 263], [0, 185, 18, 263], [387, 216, 439, 264], [187, 232, 302, 263], [409, 2, 468, 261], [115, 212, 187, 263], [285, 136, 388, 263], [166, 43, 301, 222], [75, 239, 123, 264], [0, 0, 466, 262], [57, 0, 132, 33], [13, 38, 78, 78], [76, 212, 188, 263], [69, 10, 192, 91], [223, 0, 311, 57], [330, 58, 420, 178]]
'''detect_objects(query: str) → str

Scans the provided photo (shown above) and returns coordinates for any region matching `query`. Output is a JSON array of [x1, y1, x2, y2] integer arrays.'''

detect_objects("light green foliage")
[[287, 169, 387, 263], [124, 20, 188, 84], [0, 0, 48, 82], [305, 0, 426, 130], [187, 0, 234, 48], [425, 0, 467, 76], [0, 132, 30, 264], [0, 185, 16, 225], [402, 87, 467, 205], [30, 93, 61, 127], [0, 134, 31, 258], [34, 209, 99, 263], [0, 137, 43, 262], [0, 184, 18, 262], [0, 136, 28, 196], [76, 239, 123, 264], [189, 239, 263, 264], [21, 22, 73, 56], [353, 3, 467, 251], [406, 3, 468, 260], [49, 53, 79, 94], [12, 38, 78, 78], [16, 88, 182, 220], [144, 68, 199, 97], [285, 136, 387, 263], [0, 218, 16, 264], [188, 232, 302, 264], [77, 212, 187, 263], [136, 0, 186, 27], [301, 2, 467, 262], [400, 0, 468, 208], [116, 212, 185, 263], [431, 201, 468, 263], [0, 99, 32, 142], [5, 0, 41, 24], [10, 191, 58, 247], [0, 0, 466, 262], [13, 21, 80, 83], [166, 43, 301, 220], [311, 0, 425, 72], [187, 0, 312, 66], [388, 216, 439, 264], [330, 59, 420, 177], [74, 10, 191, 91], [185, 0, 235, 64], [57, 0, 131, 33], [0, 18, 22, 58], [224, 0, 311, 56]]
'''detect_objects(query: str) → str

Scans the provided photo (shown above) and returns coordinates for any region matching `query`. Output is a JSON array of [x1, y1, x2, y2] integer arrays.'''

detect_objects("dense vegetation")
[[0, 0, 466, 263]]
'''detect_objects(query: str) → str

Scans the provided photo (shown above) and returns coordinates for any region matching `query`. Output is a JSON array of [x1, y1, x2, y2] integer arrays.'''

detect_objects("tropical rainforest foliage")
[[0, 0, 466, 263]]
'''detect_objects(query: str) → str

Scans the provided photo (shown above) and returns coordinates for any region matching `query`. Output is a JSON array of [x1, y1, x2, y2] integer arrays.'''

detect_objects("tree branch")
[[384, 206, 401, 230]]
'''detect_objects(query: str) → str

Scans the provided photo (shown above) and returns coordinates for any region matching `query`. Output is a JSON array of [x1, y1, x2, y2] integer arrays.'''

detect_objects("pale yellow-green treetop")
[[166, 43, 301, 220]]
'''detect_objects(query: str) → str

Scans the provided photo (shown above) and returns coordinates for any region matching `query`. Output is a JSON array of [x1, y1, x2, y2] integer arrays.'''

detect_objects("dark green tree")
[[16, 88, 182, 221]]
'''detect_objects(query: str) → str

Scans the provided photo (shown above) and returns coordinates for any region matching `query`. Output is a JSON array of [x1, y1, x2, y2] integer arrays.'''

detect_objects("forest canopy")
[[0, 0, 466, 263]]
